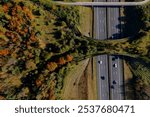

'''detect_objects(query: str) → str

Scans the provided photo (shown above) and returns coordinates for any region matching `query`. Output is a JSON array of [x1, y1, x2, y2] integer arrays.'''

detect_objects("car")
[[113, 63, 117, 68], [112, 56, 118, 61], [101, 76, 105, 80], [115, 56, 118, 59], [110, 85, 114, 89], [100, 61, 102, 64], [111, 35, 115, 39], [112, 57, 115, 61], [112, 80, 117, 84], [98, 60, 102, 64]]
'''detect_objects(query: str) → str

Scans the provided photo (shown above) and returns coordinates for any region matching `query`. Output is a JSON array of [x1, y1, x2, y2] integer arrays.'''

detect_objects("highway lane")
[[107, 0, 124, 100], [94, 0, 124, 100], [94, 0, 109, 100]]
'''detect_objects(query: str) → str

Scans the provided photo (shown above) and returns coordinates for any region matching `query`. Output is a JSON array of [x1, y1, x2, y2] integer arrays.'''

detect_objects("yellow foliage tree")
[[47, 62, 58, 72]]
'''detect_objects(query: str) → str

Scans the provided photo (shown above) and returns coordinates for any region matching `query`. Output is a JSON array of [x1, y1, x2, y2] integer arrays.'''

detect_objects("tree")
[[57, 57, 66, 65], [0, 49, 9, 56], [47, 62, 58, 72], [66, 54, 73, 62]]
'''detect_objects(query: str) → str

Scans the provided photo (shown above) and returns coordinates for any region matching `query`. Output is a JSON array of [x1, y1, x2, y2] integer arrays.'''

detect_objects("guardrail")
[[53, 0, 150, 6]]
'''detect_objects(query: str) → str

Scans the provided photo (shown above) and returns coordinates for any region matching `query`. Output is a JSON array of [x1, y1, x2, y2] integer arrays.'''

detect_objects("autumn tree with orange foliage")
[[0, 49, 9, 56], [2, 4, 9, 13], [7, 4, 35, 38], [35, 79, 42, 87], [57, 57, 66, 65], [48, 80, 57, 100], [30, 32, 37, 41], [5, 31, 18, 42], [23, 6, 34, 20], [66, 54, 73, 62], [47, 62, 58, 72]]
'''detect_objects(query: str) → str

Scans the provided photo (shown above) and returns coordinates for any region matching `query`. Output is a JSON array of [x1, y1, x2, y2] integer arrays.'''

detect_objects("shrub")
[[57, 57, 66, 65], [47, 62, 58, 72]]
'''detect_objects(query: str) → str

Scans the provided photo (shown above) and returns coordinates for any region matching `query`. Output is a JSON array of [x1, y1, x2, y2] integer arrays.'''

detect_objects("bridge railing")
[[53, 0, 150, 6]]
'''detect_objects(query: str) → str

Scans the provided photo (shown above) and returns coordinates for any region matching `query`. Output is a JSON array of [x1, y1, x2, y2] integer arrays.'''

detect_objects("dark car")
[[110, 85, 115, 89], [112, 56, 118, 61], [112, 57, 115, 61], [113, 63, 117, 68], [112, 80, 117, 84], [101, 76, 105, 80], [98, 60, 102, 64], [111, 35, 115, 39]]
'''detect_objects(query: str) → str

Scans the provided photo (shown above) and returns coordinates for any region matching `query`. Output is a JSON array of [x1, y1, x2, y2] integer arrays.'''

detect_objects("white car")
[[98, 60, 103, 64], [100, 60, 102, 64], [113, 63, 117, 68]]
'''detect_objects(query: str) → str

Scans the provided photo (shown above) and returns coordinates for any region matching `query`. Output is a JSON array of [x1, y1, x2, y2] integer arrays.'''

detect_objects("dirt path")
[[62, 59, 89, 99]]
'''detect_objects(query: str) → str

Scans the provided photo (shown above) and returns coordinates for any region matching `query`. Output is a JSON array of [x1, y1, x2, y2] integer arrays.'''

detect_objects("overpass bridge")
[[53, 0, 149, 6]]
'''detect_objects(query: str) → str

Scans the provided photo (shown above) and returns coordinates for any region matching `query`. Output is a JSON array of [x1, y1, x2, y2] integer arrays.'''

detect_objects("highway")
[[107, 0, 124, 99], [94, 0, 124, 100], [94, 0, 109, 99], [54, 0, 138, 99]]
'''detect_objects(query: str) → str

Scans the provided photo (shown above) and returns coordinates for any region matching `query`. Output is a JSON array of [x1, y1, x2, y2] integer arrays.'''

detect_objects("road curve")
[[53, 0, 149, 6]]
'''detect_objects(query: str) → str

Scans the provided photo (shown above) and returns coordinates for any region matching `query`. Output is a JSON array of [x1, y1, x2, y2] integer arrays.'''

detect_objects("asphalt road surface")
[[94, 0, 109, 100], [107, 0, 124, 100], [94, 0, 125, 100]]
